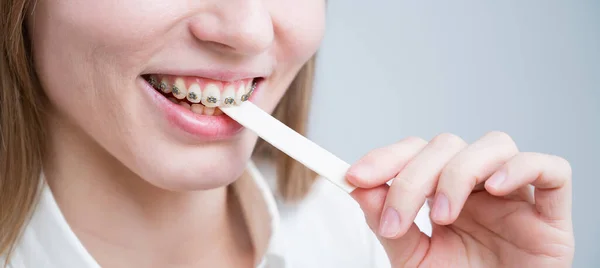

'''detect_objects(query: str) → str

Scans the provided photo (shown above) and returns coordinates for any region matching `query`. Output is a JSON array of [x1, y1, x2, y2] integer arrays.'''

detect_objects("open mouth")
[[142, 74, 260, 116]]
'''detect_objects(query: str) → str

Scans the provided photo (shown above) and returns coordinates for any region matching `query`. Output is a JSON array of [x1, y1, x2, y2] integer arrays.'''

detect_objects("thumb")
[[351, 185, 430, 267]]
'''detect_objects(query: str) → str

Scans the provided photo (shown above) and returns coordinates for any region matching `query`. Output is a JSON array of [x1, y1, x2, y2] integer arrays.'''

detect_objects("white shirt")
[[2, 160, 431, 267]]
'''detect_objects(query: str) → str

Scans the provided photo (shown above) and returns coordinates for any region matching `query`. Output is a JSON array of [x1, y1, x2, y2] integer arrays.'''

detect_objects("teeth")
[[235, 83, 245, 105], [214, 108, 223, 116], [156, 76, 256, 109], [241, 81, 252, 101], [172, 78, 187, 99], [179, 102, 191, 110], [249, 80, 256, 95], [191, 104, 204, 114], [222, 85, 236, 106], [159, 78, 171, 93], [241, 80, 255, 102], [203, 106, 215, 115], [186, 83, 202, 103], [148, 76, 158, 88], [201, 83, 221, 108]]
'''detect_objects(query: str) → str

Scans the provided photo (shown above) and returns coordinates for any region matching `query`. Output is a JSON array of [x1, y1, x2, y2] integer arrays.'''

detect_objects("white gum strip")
[[221, 102, 357, 193]]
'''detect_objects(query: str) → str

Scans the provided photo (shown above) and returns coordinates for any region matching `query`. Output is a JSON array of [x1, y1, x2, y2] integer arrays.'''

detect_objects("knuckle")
[[485, 130, 511, 140], [512, 152, 537, 166], [562, 159, 573, 179], [485, 131, 518, 151], [401, 136, 428, 146], [552, 155, 573, 179], [516, 151, 542, 161], [431, 132, 467, 149]]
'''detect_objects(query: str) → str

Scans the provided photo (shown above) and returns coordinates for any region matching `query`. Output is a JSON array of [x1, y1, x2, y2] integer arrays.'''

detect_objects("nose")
[[188, 0, 274, 56]]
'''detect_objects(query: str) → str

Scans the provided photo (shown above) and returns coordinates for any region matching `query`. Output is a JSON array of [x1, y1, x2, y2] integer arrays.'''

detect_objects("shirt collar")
[[8, 160, 282, 268]]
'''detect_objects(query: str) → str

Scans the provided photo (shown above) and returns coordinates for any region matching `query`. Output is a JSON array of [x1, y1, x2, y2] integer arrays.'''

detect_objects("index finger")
[[346, 137, 428, 188]]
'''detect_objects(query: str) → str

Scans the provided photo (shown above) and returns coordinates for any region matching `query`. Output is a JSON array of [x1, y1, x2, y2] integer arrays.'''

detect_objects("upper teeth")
[[222, 85, 236, 106], [201, 83, 220, 107], [235, 83, 246, 105], [186, 84, 201, 103], [159, 80, 169, 93], [172, 78, 187, 99], [149, 77, 158, 87], [146, 75, 255, 107]]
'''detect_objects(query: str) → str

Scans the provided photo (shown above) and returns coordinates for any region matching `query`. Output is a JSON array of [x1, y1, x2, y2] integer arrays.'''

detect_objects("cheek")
[[30, 1, 176, 119], [29, 1, 176, 166], [273, 0, 326, 61], [260, 0, 324, 112], [31, 0, 179, 76]]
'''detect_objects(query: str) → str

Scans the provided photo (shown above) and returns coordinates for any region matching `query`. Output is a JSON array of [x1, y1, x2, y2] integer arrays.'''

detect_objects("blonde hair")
[[0, 0, 317, 262]]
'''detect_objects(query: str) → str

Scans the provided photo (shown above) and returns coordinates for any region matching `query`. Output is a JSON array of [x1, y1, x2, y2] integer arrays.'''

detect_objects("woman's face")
[[28, 0, 325, 190]]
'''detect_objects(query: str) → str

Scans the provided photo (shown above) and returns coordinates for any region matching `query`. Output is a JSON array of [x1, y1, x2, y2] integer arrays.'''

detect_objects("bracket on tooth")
[[172, 86, 180, 95], [149, 77, 158, 88], [188, 92, 199, 101], [148, 76, 257, 108], [159, 82, 167, 92], [240, 82, 256, 102], [224, 98, 235, 105], [207, 96, 218, 104]]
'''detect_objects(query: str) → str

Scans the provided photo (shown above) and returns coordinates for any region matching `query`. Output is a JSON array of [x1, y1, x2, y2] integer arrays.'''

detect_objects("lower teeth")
[[177, 100, 222, 116]]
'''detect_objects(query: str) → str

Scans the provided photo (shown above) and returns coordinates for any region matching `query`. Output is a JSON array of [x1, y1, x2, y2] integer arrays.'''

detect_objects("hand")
[[348, 132, 574, 268]]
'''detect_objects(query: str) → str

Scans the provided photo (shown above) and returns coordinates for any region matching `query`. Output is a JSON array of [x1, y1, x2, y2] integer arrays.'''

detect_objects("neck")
[[42, 114, 254, 267]]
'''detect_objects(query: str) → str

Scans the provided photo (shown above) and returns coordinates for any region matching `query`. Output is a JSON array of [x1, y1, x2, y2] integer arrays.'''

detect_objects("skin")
[[29, 0, 324, 267], [27, 0, 574, 267], [348, 132, 574, 267]]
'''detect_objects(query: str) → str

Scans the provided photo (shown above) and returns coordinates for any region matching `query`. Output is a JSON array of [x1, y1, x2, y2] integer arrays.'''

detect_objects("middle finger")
[[379, 133, 467, 239], [431, 131, 519, 225]]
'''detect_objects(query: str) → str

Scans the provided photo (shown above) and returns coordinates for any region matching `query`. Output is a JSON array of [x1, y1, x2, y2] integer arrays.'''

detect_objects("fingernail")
[[431, 192, 450, 222], [487, 169, 506, 189], [379, 207, 401, 238], [347, 165, 371, 181]]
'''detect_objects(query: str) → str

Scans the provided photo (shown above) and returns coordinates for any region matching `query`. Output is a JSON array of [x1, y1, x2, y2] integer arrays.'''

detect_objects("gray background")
[[310, 1, 599, 267]]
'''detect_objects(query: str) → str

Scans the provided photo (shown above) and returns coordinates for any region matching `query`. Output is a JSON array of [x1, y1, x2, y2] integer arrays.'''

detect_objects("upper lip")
[[143, 68, 269, 82]]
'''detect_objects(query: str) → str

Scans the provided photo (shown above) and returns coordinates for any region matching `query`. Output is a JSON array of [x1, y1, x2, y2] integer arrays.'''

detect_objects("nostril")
[[188, 8, 274, 56], [203, 41, 236, 53]]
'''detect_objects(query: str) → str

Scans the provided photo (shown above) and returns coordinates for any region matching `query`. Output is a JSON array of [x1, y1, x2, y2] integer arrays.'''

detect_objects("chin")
[[140, 159, 249, 192], [128, 137, 256, 192]]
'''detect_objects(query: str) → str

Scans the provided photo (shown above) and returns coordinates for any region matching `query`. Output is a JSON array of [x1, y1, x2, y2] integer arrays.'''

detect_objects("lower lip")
[[140, 78, 260, 140]]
